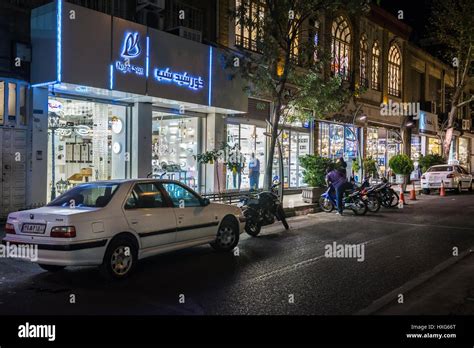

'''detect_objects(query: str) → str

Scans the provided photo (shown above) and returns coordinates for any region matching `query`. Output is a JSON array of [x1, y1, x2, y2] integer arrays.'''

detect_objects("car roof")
[[74, 178, 187, 185]]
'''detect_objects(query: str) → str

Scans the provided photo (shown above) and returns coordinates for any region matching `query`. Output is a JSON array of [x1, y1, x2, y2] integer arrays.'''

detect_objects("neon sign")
[[115, 32, 144, 76], [154, 67, 204, 90]]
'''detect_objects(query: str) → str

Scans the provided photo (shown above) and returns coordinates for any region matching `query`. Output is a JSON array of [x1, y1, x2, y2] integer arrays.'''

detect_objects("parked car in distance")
[[2, 179, 245, 279], [420, 165, 473, 194]]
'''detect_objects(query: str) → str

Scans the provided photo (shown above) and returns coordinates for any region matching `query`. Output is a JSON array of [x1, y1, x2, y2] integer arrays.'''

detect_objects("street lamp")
[[351, 105, 367, 182]]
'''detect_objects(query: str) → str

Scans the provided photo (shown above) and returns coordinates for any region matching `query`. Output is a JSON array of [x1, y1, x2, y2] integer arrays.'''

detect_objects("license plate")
[[21, 223, 46, 234]]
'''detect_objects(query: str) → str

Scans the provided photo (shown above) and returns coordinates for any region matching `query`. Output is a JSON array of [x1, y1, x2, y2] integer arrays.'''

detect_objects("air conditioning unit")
[[167, 26, 202, 43], [137, 0, 165, 11], [462, 119, 472, 130]]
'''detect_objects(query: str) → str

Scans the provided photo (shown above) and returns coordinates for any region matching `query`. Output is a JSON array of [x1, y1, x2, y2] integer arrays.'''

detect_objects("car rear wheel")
[[211, 218, 239, 252], [100, 236, 138, 280], [38, 264, 66, 272]]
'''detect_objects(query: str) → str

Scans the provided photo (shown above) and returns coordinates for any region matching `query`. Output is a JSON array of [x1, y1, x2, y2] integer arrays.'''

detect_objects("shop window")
[[344, 126, 357, 159], [388, 44, 402, 97], [329, 124, 344, 159], [152, 113, 199, 191], [359, 35, 368, 88], [318, 122, 330, 157], [235, 0, 265, 52], [459, 137, 469, 166], [331, 15, 351, 80], [19, 85, 26, 126], [8, 82, 16, 119], [47, 97, 126, 202], [226, 124, 265, 190], [0, 81, 4, 124], [371, 41, 380, 90], [411, 135, 422, 160], [428, 137, 441, 155]]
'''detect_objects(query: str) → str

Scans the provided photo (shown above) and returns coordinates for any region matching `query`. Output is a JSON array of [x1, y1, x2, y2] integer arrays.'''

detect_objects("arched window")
[[331, 16, 351, 79], [371, 41, 381, 90], [388, 44, 402, 97], [359, 35, 368, 87]]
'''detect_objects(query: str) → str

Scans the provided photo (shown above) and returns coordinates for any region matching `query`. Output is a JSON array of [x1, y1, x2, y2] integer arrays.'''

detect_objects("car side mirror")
[[201, 198, 210, 206]]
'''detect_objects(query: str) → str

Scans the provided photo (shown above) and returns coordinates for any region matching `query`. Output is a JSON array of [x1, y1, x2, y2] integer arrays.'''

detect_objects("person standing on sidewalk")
[[248, 153, 260, 191]]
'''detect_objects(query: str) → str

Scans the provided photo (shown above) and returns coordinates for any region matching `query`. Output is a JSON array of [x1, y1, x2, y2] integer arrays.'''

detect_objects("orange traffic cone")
[[440, 180, 446, 196], [409, 182, 417, 200], [398, 187, 405, 208]]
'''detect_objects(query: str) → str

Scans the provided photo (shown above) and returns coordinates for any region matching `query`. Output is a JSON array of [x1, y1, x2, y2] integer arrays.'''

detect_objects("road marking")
[[246, 235, 388, 283], [356, 247, 474, 315], [359, 219, 474, 231]]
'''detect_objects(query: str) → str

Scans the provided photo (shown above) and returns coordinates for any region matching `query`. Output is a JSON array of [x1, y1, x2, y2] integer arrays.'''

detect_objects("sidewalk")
[[282, 193, 320, 217], [375, 251, 474, 315]]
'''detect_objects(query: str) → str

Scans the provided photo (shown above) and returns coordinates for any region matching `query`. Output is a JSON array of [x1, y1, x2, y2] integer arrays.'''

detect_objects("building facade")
[[0, 0, 473, 218]]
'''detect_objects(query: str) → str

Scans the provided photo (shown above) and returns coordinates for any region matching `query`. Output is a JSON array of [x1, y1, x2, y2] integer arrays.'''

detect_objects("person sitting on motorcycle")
[[326, 167, 351, 216]]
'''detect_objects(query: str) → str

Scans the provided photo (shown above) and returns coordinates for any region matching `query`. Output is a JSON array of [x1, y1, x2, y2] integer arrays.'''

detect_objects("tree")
[[229, 0, 369, 189], [429, 0, 474, 159]]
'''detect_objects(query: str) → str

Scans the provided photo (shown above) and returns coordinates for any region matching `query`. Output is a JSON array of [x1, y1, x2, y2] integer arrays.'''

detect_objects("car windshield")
[[48, 183, 120, 208], [428, 166, 452, 172]]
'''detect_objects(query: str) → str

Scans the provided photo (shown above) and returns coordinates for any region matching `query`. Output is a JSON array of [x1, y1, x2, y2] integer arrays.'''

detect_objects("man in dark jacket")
[[326, 167, 349, 215]]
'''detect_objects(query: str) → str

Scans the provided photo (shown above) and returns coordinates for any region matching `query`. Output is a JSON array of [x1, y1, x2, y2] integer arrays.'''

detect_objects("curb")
[[356, 247, 474, 315]]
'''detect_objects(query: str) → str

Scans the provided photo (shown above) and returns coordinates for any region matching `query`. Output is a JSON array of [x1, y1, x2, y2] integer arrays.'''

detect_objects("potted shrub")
[[388, 154, 414, 191], [418, 154, 445, 173], [299, 155, 335, 203]]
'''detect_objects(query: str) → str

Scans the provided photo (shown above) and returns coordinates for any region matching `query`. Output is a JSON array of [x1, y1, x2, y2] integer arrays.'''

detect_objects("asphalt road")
[[0, 191, 473, 315]]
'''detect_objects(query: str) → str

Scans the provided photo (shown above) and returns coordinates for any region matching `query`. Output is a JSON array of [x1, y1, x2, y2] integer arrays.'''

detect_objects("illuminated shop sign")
[[115, 32, 144, 76], [154, 67, 204, 90]]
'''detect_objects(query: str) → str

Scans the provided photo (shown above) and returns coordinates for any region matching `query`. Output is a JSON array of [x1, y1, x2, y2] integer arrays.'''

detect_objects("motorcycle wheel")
[[245, 220, 262, 237], [319, 197, 334, 212], [276, 205, 289, 230], [367, 196, 381, 213], [351, 198, 368, 215], [389, 190, 399, 208]]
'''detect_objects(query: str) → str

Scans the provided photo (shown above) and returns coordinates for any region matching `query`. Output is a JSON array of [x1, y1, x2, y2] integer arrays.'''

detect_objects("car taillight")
[[5, 223, 15, 234], [50, 226, 76, 238], [446, 173, 455, 178], [421, 175, 426, 180]]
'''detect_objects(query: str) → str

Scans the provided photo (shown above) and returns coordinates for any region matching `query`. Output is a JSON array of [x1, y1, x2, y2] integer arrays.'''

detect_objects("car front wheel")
[[211, 218, 239, 252], [100, 236, 138, 280]]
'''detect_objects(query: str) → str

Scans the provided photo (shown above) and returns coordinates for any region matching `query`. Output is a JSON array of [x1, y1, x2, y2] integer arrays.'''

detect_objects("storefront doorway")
[[226, 123, 266, 190], [151, 111, 201, 191], [366, 127, 402, 177]]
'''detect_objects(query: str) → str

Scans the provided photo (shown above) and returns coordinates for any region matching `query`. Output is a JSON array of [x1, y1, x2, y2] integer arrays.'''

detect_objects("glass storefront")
[[411, 135, 422, 160], [458, 137, 469, 167], [317, 122, 358, 160], [47, 97, 126, 201], [366, 127, 401, 176], [152, 112, 200, 191], [427, 137, 441, 155], [272, 127, 310, 188], [226, 123, 266, 190]]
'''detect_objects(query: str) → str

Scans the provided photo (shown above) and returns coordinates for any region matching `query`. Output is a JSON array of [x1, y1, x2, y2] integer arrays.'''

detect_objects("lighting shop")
[[29, 1, 246, 204]]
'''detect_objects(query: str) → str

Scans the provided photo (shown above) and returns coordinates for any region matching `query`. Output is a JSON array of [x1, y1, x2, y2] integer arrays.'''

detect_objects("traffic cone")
[[398, 187, 405, 208], [409, 182, 417, 200], [440, 180, 446, 197]]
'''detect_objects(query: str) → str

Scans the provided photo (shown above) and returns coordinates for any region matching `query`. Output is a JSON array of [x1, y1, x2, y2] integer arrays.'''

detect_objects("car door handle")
[[130, 219, 139, 225]]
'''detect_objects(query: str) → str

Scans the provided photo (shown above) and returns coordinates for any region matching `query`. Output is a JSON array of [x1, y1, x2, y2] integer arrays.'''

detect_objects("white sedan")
[[2, 179, 245, 279], [421, 165, 473, 194]]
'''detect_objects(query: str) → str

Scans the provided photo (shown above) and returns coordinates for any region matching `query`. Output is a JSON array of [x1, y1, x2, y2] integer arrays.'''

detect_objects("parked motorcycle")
[[319, 186, 368, 215], [237, 182, 289, 237]]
